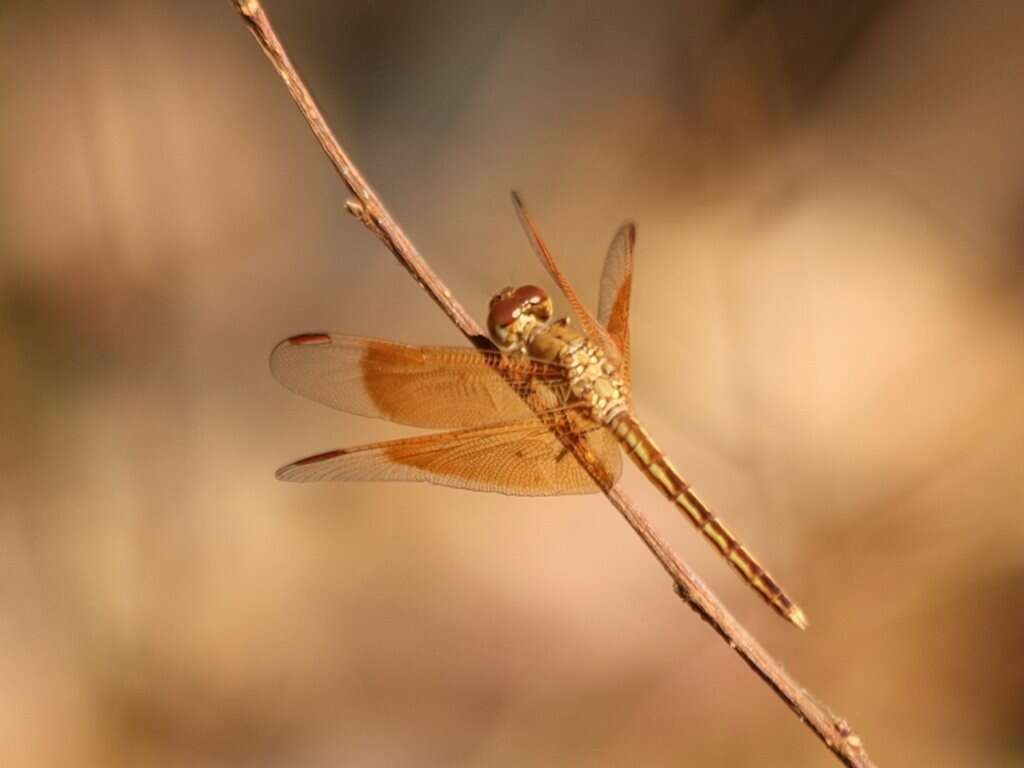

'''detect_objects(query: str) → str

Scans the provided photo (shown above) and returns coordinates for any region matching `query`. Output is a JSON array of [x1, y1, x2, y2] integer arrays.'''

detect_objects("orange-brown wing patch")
[[270, 333, 566, 430], [597, 221, 636, 386], [277, 407, 622, 496]]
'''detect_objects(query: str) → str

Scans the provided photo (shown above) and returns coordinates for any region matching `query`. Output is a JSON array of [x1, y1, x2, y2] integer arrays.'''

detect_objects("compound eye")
[[487, 293, 521, 346], [489, 295, 520, 328], [489, 286, 514, 308], [512, 285, 552, 322], [511, 285, 547, 305]]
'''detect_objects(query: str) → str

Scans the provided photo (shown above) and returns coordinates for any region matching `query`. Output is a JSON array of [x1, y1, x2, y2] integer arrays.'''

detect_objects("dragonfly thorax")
[[557, 335, 630, 422]]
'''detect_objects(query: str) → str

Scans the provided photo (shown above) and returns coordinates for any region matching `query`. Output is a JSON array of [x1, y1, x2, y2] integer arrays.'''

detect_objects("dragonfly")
[[271, 193, 807, 629]]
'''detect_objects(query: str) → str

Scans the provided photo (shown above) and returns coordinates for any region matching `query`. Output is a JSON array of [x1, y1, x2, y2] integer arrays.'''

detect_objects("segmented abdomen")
[[607, 412, 806, 628]]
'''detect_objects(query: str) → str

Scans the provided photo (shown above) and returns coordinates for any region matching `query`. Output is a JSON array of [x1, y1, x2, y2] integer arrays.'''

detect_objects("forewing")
[[510, 191, 620, 364], [277, 408, 622, 496], [270, 333, 567, 429], [597, 222, 636, 385]]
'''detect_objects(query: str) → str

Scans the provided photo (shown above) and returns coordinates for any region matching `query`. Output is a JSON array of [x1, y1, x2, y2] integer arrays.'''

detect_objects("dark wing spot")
[[287, 333, 331, 346]]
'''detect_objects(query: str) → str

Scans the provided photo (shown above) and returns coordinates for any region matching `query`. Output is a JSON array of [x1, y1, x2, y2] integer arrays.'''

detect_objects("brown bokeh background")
[[3, 1, 1023, 765]]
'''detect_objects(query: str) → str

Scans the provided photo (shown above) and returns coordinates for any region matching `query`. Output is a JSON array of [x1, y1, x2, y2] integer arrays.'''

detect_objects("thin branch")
[[230, 0, 488, 347], [228, 3, 876, 766]]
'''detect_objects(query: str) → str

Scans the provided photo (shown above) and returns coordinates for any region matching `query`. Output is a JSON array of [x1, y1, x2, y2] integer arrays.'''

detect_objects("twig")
[[230, 1, 488, 348], [228, 3, 876, 766]]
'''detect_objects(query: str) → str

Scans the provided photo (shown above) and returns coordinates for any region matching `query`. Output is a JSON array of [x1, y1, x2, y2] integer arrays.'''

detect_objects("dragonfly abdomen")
[[607, 412, 807, 629]]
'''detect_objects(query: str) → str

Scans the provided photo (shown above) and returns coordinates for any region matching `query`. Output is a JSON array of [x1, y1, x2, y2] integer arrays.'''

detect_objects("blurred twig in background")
[[228, 2, 876, 765]]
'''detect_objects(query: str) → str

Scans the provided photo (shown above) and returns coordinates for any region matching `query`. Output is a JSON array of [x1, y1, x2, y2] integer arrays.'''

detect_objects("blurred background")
[[2, 1, 1023, 765]]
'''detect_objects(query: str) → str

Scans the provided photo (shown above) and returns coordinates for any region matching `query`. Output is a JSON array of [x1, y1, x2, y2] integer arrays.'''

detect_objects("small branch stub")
[[345, 199, 382, 237]]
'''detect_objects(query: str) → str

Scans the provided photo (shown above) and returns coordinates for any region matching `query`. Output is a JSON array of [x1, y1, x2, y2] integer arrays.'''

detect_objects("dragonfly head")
[[488, 285, 553, 349]]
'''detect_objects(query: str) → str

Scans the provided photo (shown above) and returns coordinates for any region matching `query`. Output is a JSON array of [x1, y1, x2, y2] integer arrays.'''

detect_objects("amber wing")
[[510, 192, 622, 364], [270, 333, 568, 430], [277, 407, 622, 496], [597, 221, 636, 386]]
